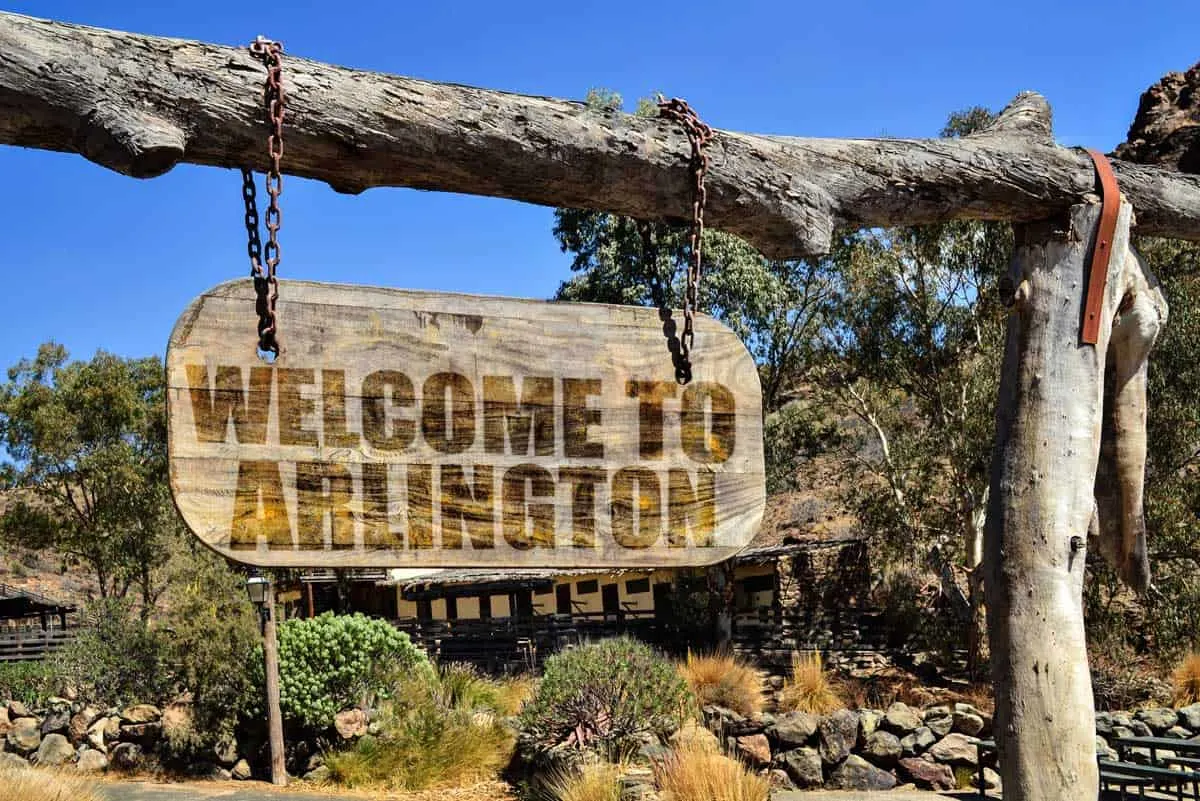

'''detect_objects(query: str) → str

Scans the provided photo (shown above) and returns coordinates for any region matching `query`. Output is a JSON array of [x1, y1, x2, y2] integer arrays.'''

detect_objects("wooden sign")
[[167, 280, 765, 568]]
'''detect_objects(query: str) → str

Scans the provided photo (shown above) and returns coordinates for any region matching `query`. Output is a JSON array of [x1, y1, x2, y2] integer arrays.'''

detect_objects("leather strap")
[[1081, 148, 1121, 345]]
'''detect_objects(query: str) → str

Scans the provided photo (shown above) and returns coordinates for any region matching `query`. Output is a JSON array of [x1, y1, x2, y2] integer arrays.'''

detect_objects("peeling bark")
[[2, 12, 1200, 258]]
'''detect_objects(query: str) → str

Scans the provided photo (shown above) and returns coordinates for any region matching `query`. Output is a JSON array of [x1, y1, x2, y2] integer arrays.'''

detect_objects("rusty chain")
[[241, 36, 285, 357], [656, 96, 713, 384]]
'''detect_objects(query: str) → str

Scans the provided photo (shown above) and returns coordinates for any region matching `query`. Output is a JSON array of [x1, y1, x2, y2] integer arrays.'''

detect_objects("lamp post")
[[246, 572, 286, 786]]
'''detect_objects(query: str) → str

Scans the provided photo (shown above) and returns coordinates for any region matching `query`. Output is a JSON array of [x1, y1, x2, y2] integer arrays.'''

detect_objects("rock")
[[768, 769, 793, 790], [232, 758, 253, 780], [858, 709, 883, 741], [1096, 736, 1117, 760], [110, 742, 143, 771], [214, 734, 239, 766], [818, 709, 859, 765], [637, 741, 669, 762], [0, 706, 10, 737], [927, 732, 980, 767], [862, 729, 903, 766], [0, 752, 28, 770], [1112, 712, 1134, 728], [952, 710, 985, 736], [1165, 726, 1192, 740], [900, 726, 937, 756], [827, 753, 898, 791], [104, 716, 121, 741], [883, 702, 922, 735], [34, 733, 75, 766], [923, 706, 953, 737], [1112, 725, 1135, 741], [620, 766, 656, 801], [40, 710, 70, 736], [899, 756, 956, 790], [1136, 707, 1179, 734], [781, 747, 824, 789], [76, 749, 108, 773], [734, 733, 770, 766], [68, 707, 100, 744], [119, 722, 162, 747], [954, 702, 985, 717], [7, 701, 31, 719], [1178, 703, 1200, 731], [670, 721, 719, 753], [7, 717, 41, 753], [1095, 711, 1114, 736], [334, 709, 368, 739], [976, 766, 1002, 791], [303, 765, 330, 782], [1129, 719, 1153, 737], [768, 711, 820, 748], [186, 762, 231, 781], [120, 704, 161, 725], [86, 717, 107, 752], [1114, 62, 1200, 173]]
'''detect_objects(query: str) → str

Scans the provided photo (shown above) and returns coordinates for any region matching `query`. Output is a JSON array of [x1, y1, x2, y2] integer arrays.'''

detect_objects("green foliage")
[[324, 667, 515, 790], [764, 401, 840, 493], [518, 636, 688, 758], [265, 612, 427, 729], [0, 343, 184, 608], [0, 660, 56, 707], [52, 597, 173, 705]]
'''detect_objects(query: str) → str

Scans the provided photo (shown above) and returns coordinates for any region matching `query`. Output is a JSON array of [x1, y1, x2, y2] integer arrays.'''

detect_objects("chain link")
[[242, 36, 285, 357], [657, 96, 713, 384]]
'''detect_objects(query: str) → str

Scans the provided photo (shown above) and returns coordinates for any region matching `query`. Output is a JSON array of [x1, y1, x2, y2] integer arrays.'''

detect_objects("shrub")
[[778, 651, 841, 714], [437, 663, 501, 712], [679, 650, 764, 717], [519, 637, 689, 758], [653, 740, 768, 801], [51, 597, 172, 705], [1090, 645, 1171, 710], [0, 660, 56, 707], [1172, 651, 1200, 706], [494, 674, 536, 716], [324, 668, 515, 790], [265, 612, 428, 729], [0, 764, 102, 801], [546, 760, 624, 801]]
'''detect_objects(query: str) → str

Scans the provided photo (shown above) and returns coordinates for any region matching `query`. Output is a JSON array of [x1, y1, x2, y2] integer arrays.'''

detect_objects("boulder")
[[898, 756, 956, 790], [734, 733, 770, 766], [858, 709, 882, 740], [119, 722, 162, 747], [7, 701, 32, 719], [214, 734, 239, 766], [1096, 736, 1118, 760], [40, 710, 70, 737], [7, 717, 41, 753], [110, 742, 143, 771], [862, 729, 902, 767], [0, 706, 10, 737], [1095, 711, 1114, 736], [34, 733, 74, 766], [86, 717, 107, 753], [1136, 707, 1179, 734], [334, 709, 368, 739], [1165, 726, 1192, 740], [954, 702, 985, 718], [1177, 704, 1200, 731], [882, 702, 922, 735], [827, 753, 898, 791], [781, 747, 823, 789], [1129, 720, 1153, 737], [923, 706, 953, 737], [900, 726, 936, 756], [1112, 725, 1135, 741], [303, 765, 329, 783], [1112, 712, 1134, 728], [927, 732, 980, 767], [975, 766, 1002, 791], [104, 716, 121, 741], [68, 707, 100, 744], [768, 769, 793, 790], [120, 705, 161, 725], [818, 709, 859, 765], [952, 710, 985, 736], [0, 752, 28, 770], [76, 749, 108, 773], [232, 758, 253, 780], [768, 711, 820, 748]]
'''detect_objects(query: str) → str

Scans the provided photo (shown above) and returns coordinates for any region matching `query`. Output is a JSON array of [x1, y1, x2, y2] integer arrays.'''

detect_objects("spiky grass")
[[545, 760, 624, 801], [0, 765, 103, 801], [679, 650, 765, 718], [1172, 652, 1200, 707], [653, 740, 768, 801], [778, 651, 842, 714]]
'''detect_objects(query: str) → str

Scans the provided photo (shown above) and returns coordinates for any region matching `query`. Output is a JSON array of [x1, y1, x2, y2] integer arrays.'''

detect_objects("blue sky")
[[1, 0, 1197, 371]]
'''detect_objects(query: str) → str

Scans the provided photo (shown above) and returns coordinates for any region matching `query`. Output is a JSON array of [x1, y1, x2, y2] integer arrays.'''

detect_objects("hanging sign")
[[167, 280, 765, 568]]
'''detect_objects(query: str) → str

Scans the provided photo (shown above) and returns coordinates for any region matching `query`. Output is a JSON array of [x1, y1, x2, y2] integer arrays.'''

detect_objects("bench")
[[1100, 768, 1159, 800], [1098, 759, 1200, 801]]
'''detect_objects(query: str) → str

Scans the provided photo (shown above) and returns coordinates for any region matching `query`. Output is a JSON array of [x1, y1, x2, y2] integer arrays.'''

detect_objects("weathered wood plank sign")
[[167, 280, 765, 568]]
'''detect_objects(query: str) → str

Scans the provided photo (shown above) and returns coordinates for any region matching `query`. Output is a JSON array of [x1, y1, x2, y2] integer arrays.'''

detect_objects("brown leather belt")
[[1081, 149, 1121, 345]]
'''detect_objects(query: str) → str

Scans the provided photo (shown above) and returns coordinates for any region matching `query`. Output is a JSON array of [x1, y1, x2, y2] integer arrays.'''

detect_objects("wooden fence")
[[0, 626, 74, 663]]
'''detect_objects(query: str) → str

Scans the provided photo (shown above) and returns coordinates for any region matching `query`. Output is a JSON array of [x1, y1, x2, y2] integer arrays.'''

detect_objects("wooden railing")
[[0, 626, 74, 663]]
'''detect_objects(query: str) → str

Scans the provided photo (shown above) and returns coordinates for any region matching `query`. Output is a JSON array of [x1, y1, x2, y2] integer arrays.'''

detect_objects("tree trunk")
[[983, 200, 1135, 801], [2, 12, 1200, 259], [263, 578, 287, 787]]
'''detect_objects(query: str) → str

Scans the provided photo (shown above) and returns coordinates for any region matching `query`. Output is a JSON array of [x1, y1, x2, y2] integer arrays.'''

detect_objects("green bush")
[[518, 636, 689, 758], [264, 612, 427, 729], [0, 660, 56, 706], [51, 597, 172, 706]]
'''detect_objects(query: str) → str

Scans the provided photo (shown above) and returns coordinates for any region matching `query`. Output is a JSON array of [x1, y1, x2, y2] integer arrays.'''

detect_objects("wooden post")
[[263, 578, 287, 787], [983, 200, 1135, 801]]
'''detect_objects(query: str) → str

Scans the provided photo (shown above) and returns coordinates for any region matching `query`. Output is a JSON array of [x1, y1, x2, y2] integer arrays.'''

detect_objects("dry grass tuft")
[[494, 674, 537, 716], [1173, 652, 1200, 707], [653, 740, 768, 801], [778, 651, 842, 714], [0, 765, 103, 801], [679, 651, 765, 717], [545, 760, 624, 801]]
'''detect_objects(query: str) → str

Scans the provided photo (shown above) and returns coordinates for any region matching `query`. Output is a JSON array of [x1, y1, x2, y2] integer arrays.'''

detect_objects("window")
[[625, 578, 650, 595], [576, 579, 599, 595], [739, 574, 775, 594], [535, 585, 554, 596]]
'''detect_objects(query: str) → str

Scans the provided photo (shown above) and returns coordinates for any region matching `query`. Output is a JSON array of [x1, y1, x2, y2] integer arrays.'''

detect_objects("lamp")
[[246, 574, 269, 607]]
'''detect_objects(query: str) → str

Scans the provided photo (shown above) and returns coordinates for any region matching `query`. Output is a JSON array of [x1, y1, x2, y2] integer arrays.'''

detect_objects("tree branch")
[[2, 12, 1200, 259]]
